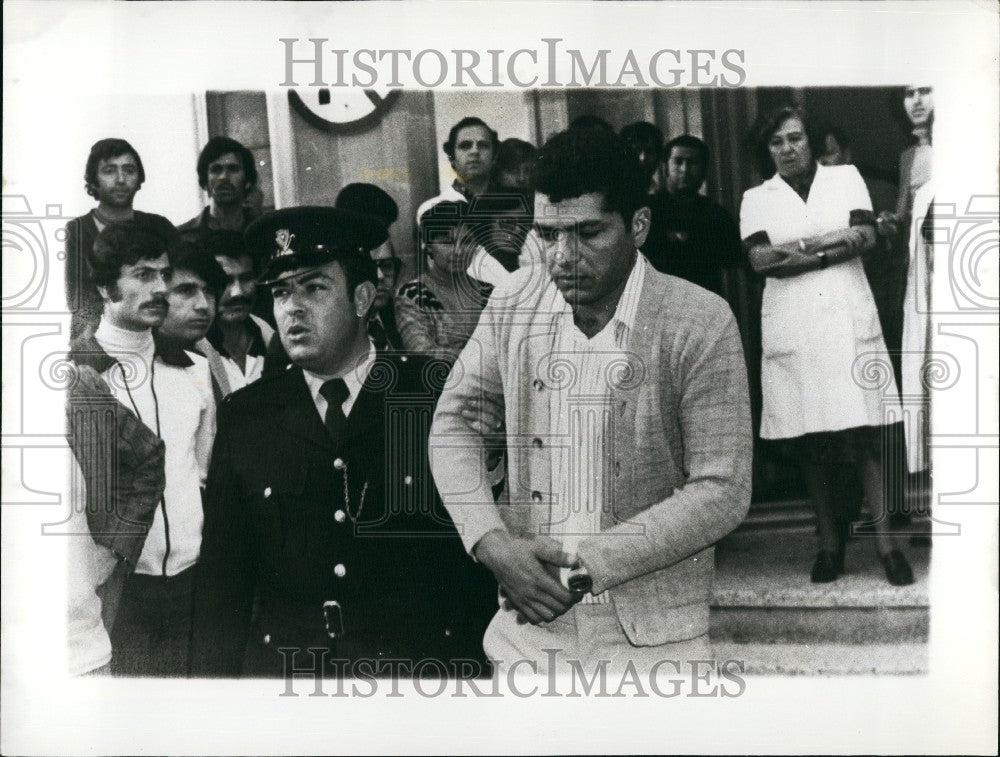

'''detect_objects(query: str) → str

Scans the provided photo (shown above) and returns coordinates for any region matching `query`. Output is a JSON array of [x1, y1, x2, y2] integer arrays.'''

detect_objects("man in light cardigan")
[[429, 127, 753, 676]]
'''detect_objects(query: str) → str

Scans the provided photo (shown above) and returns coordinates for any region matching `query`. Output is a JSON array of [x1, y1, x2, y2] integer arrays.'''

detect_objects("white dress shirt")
[[302, 340, 377, 422], [547, 254, 647, 604]]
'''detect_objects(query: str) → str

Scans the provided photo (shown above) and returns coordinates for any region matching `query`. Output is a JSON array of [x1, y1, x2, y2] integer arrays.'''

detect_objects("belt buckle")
[[322, 600, 344, 640]]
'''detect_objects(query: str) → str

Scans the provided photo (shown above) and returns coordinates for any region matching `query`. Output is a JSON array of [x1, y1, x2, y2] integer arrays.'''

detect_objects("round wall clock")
[[288, 87, 401, 134]]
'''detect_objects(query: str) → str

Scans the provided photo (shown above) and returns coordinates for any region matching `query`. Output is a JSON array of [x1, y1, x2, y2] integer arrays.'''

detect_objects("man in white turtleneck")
[[70, 221, 215, 676]]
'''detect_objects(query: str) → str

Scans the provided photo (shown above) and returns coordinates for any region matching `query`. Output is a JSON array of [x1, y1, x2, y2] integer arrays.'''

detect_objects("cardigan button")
[[532, 437, 543, 448], [532, 378, 544, 391], [531, 490, 543, 503]]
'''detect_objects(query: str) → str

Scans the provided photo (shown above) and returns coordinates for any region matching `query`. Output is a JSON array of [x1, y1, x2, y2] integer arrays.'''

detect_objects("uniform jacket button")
[[263, 486, 272, 498], [334, 509, 346, 523], [333, 458, 346, 471], [443, 628, 452, 638], [403, 475, 413, 486], [263, 634, 272, 645], [334, 563, 347, 578]]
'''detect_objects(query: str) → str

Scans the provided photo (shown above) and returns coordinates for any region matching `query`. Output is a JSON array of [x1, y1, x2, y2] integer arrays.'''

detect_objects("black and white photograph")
[[2, 1, 997, 754]]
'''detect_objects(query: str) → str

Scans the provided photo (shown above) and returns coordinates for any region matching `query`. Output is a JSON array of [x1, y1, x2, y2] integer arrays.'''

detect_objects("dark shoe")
[[811, 551, 841, 583], [835, 521, 851, 574], [880, 550, 915, 586]]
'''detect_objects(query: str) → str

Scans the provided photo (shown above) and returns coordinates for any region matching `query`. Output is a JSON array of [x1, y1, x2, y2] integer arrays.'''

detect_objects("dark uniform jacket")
[[191, 351, 496, 678]]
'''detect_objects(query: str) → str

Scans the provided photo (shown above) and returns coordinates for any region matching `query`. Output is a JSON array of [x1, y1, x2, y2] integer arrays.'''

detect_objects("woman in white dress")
[[740, 105, 914, 585]]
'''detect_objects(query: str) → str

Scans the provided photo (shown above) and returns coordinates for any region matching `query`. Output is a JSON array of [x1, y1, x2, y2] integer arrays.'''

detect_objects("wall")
[[430, 90, 535, 194], [287, 90, 440, 274]]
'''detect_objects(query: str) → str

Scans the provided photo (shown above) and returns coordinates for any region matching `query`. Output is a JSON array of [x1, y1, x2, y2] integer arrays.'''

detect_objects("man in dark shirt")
[[641, 135, 744, 298], [178, 136, 259, 234], [65, 138, 175, 339]]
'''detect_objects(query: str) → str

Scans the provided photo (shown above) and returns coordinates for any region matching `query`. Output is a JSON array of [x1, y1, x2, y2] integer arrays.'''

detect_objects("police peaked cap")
[[246, 206, 388, 285]]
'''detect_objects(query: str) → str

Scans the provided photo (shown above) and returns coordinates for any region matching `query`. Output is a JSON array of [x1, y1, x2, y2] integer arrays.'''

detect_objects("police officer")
[[191, 207, 495, 679]]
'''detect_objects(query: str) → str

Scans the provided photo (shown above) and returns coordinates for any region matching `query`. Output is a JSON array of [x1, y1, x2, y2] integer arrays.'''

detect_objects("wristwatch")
[[815, 251, 829, 270], [567, 563, 593, 594]]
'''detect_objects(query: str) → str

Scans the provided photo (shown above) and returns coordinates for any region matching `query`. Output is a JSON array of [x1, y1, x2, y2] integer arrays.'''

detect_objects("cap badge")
[[275, 229, 296, 256]]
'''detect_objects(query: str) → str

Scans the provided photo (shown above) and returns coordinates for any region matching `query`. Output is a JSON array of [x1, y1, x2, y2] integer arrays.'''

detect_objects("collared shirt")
[[546, 254, 647, 604], [302, 340, 377, 422], [204, 314, 274, 393]]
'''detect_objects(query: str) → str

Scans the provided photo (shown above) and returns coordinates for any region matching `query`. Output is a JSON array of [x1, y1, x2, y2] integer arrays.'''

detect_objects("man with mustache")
[[179, 136, 259, 234], [65, 138, 176, 340], [415, 116, 498, 223], [69, 221, 215, 676], [192, 207, 495, 678], [198, 230, 274, 393]]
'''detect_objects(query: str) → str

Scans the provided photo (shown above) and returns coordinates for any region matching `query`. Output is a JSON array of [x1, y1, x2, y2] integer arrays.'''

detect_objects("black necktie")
[[320, 378, 350, 450]]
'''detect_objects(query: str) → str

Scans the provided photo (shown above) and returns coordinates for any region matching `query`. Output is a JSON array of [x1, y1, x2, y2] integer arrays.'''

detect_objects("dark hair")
[[195, 229, 259, 273], [443, 117, 500, 160], [84, 138, 146, 199], [335, 183, 400, 227], [167, 240, 227, 298], [747, 105, 819, 177], [664, 134, 710, 165], [88, 221, 170, 288], [494, 139, 537, 172], [620, 122, 664, 157], [533, 128, 648, 226], [888, 86, 935, 144], [568, 115, 615, 134], [820, 126, 851, 150], [196, 136, 258, 190]]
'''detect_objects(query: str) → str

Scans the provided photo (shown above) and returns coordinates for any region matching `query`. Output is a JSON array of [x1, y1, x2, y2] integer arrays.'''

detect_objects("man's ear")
[[630, 206, 651, 249], [352, 280, 377, 319]]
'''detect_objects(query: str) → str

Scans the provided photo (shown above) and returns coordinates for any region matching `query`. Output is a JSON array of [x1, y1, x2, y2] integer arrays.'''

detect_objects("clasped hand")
[[474, 530, 583, 625]]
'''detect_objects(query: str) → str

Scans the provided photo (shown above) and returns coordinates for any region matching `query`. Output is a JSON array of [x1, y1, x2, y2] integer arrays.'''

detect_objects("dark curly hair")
[[196, 136, 258, 190], [84, 138, 145, 200], [533, 127, 648, 226], [167, 239, 228, 299], [443, 117, 500, 160], [88, 221, 172, 288]]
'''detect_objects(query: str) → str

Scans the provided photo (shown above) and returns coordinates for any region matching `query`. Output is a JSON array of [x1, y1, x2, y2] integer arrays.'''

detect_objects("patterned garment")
[[394, 275, 493, 364]]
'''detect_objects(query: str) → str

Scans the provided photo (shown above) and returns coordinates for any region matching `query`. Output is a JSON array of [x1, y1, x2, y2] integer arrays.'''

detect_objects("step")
[[710, 531, 930, 646], [713, 641, 928, 676], [738, 492, 933, 533]]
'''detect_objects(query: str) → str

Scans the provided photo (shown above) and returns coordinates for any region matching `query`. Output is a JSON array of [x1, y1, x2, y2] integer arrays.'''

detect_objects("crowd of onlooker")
[[64, 86, 934, 678]]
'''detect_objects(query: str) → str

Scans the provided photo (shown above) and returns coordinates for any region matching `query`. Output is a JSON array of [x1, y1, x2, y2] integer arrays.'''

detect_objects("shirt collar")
[[206, 315, 269, 359], [301, 340, 377, 406], [552, 251, 647, 344]]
